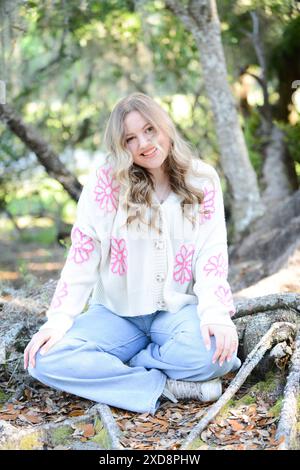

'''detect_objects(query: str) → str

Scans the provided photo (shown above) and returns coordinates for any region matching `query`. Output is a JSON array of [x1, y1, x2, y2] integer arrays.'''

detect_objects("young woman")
[[24, 92, 241, 415]]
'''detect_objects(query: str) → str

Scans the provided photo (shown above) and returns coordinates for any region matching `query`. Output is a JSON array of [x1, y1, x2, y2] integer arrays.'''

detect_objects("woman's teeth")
[[142, 147, 157, 157]]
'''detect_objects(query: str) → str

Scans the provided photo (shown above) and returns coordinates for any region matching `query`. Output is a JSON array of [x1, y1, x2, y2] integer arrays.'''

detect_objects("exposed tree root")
[[181, 322, 296, 449], [234, 293, 300, 319], [275, 330, 300, 449]]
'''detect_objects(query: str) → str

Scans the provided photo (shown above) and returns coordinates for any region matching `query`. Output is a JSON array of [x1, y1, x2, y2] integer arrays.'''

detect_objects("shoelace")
[[166, 379, 204, 400]]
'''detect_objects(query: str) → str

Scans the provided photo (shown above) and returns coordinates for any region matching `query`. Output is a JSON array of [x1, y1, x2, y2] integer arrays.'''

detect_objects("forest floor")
[[0, 236, 299, 450]]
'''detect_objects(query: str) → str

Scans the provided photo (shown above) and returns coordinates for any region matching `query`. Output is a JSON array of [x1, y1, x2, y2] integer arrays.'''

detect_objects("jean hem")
[[148, 372, 167, 415]]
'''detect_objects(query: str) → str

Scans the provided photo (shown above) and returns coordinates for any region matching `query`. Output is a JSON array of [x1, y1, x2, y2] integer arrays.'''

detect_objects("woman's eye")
[[126, 127, 154, 143]]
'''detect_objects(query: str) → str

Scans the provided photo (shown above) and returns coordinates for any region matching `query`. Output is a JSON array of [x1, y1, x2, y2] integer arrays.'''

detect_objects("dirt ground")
[[0, 239, 65, 289]]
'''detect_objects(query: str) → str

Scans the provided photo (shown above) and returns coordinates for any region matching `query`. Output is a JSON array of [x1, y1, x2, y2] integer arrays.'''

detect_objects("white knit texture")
[[40, 156, 236, 335]]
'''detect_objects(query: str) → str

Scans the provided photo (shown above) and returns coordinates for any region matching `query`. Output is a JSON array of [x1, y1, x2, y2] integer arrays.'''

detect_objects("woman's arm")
[[39, 169, 102, 335], [193, 166, 238, 364]]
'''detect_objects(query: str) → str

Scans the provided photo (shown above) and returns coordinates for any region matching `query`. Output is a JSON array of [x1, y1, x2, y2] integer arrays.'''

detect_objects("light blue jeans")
[[28, 303, 241, 415]]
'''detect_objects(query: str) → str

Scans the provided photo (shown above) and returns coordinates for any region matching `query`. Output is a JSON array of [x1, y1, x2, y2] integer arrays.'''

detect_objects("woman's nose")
[[138, 134, 151, 149]]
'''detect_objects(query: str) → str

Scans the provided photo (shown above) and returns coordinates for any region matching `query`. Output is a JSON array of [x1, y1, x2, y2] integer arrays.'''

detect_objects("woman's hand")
[[24, 328, 65, 369], [201, 324, 238, 366]]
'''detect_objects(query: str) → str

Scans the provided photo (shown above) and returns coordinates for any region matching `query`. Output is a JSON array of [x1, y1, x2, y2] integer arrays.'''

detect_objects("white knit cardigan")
[[40, 155, 236, 334]]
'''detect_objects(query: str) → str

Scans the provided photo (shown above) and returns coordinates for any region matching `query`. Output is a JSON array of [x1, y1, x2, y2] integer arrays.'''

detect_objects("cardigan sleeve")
[[39, 169, 102, 335], [193, 167, 236, 328]]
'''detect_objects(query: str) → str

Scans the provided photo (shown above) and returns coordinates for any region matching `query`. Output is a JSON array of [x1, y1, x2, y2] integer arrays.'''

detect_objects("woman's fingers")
[[200, 324, 239, 368], [228, 331, 238, 362], [40, 336, 61, 355], [218, 334, 232, 366], [27, 335, 48, 369], [24, 338, 37, 369], [212, 332, 224, 364], [200, 325, 211, 351], [23, 343, 31, 369], [24, 329, 64, 370]]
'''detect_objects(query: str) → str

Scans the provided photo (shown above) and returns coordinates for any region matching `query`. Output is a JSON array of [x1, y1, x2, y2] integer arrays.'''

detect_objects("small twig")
[[0, 322, 25, 365], [181, 322, 296, 449], [275, 329, 300, 449], [6, 357, 22, 388]]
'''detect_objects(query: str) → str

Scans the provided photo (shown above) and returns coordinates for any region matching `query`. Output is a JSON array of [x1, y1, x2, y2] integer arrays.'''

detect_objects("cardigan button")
[[157, 300, 166, 309], [155, 273, 165, 282], [154, 240, 165, 250]]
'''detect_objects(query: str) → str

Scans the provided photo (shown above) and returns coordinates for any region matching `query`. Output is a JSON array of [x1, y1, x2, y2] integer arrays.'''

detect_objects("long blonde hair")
[[103, 92, 210, 234]]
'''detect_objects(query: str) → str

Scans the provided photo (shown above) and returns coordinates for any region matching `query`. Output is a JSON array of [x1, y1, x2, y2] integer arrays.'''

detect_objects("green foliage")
[[269, 398, 283, 418], [19, 225, 57, 245], [243, 111, 265, 177], [92, 417, 112, 449], [50, 426, 73, 447], [0, 389, 9, 405], [278, 121, 300, 164], [1, 176, 76, 246], [0, 0, 299, 246], [270, 15, 300, 69]]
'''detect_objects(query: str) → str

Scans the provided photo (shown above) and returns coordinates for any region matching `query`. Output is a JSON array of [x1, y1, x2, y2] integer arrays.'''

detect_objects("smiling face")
[[124, 110, 171, 173]]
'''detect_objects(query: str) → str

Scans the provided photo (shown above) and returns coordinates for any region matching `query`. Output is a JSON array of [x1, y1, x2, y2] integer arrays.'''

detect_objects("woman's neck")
[[149, 167, 169, 189]]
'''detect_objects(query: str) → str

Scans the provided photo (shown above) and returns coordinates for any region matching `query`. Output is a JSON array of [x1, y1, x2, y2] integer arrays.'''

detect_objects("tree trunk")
[[165, 0, 265, 235], [262, 125, 296, 207], [0, 103, 82, 201], [241, 12, 299, 206]]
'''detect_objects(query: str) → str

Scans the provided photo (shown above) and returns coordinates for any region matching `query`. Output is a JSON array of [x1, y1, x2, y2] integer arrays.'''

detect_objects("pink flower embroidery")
[[214, 285, 235, 313], [50, 280, 68, 309], [199, 186, 215, 223], [69, 227, 95, 264], [94, 166, 120, 212], [110, 237, 128, 275], [203, 253, 228, 278], [173, 244, 195, 285]]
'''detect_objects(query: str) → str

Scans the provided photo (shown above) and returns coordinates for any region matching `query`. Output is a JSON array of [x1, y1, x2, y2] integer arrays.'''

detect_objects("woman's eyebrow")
[[125, 123, 151, 137]]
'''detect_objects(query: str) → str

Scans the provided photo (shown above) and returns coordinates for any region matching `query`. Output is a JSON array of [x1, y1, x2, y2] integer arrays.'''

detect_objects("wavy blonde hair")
[[103, 92, 212, 234]]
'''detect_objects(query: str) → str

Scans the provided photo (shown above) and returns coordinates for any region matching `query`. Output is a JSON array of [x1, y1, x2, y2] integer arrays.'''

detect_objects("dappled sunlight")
[[15, 216, 54, 229], [21, 248, 53, 259], [0, 271, 20, 281], [0, 238, 65, 286], [26, 261, 63, 272]]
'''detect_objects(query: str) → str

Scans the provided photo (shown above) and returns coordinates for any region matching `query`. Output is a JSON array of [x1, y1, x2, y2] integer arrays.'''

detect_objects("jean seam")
[[106, 332, 147, 353]]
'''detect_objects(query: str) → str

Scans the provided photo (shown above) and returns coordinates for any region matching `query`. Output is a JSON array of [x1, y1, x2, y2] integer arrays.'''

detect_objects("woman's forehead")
[[124, 110, 154, 134]]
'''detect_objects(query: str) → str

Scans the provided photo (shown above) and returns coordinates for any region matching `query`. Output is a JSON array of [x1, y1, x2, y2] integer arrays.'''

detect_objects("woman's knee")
[[27, 350, 54, 381], [27, 337, 85, 380], [160, 330, 207, 369], [205, 351, 241, 379]]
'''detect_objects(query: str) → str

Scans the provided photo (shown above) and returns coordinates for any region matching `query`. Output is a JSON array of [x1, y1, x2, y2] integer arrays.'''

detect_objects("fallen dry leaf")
[[0, 414, 17, 421], [81, 424, 95, 438], [68, 409, 85, 417], [227, 419, 245, 431], [20, 413, 44, 424]]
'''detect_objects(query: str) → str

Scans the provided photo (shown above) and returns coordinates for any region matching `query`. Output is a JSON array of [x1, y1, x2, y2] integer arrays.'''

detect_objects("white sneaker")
[[161, 378, 222, 403]]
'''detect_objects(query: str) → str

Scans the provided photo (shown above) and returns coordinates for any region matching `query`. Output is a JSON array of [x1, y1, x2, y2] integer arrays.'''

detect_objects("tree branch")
[[0, 103, 82, 201], [275, 330, 300, 449], [181, 321, 297, 449], [234, 293, 300, 319]]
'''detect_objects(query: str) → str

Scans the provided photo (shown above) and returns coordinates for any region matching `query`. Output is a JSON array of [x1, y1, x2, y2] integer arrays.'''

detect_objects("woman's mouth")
[[141, 147, 157, 158]]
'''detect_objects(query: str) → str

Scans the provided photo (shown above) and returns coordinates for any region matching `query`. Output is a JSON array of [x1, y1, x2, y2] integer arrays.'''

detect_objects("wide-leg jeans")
[[28, 303, 241, 414]]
